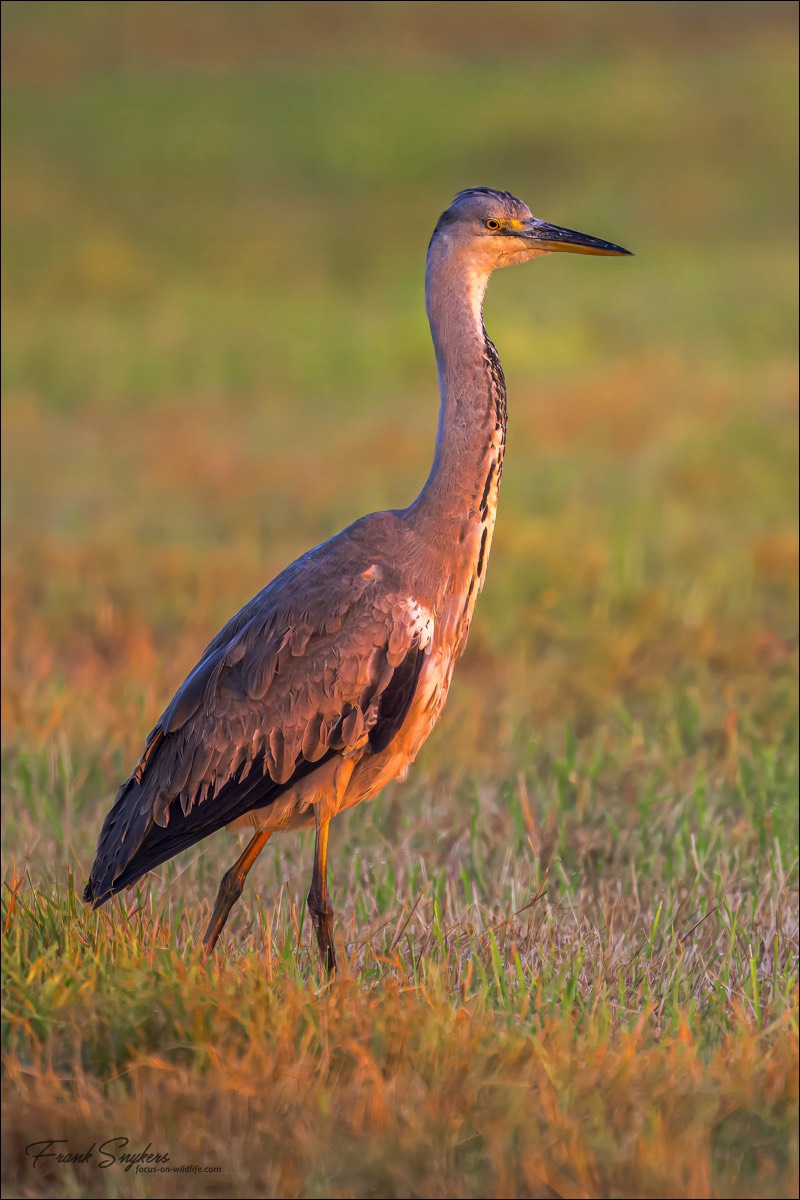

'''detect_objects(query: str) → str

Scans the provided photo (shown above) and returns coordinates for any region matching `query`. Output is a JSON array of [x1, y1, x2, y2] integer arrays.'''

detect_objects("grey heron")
[[84, 188, 631, 972]]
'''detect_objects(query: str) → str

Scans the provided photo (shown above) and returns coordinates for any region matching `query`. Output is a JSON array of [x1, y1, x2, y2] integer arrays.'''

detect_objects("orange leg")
[[202, 829, 271, 958], [307, 812, 336, 974]]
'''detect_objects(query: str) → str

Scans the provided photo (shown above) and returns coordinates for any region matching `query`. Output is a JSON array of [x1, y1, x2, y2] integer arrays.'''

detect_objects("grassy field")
[[2, 3, 798, 1197]]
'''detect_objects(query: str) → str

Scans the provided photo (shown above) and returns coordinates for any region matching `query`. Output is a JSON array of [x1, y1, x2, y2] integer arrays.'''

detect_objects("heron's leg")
[[202, 829, 271, 958], [307, 811, 336, 974]]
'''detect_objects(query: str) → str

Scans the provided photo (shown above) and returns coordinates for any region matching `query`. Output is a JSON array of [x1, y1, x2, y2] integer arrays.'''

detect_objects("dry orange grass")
[[3, 982, 797, 1199], [2, 3, 798, 1196]]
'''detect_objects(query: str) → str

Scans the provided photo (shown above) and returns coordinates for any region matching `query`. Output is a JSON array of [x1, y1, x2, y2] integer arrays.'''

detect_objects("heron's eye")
[[484, 218, 501, 231]]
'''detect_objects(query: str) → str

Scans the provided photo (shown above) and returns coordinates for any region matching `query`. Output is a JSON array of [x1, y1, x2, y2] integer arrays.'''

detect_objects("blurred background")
[[2, 8, 798, 1195], [2, 0, 797, 847]]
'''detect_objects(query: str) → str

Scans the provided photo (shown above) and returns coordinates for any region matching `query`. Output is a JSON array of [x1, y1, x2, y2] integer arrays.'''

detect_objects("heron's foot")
[[307, 889, 336, 975], [201, 829, 271, 961], [202, 866, 244, 959]]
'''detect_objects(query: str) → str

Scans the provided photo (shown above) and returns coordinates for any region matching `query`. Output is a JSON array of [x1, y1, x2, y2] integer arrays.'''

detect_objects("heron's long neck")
[[411, 241, 507, 597]]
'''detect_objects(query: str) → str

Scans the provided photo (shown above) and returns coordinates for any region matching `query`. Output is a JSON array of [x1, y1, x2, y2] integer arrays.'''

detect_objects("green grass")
[[2, 2, 798, 1197]]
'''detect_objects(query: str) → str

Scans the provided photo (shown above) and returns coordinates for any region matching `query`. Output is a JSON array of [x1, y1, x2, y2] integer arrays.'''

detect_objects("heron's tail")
[[82, 775, 154, 907], [82, 751, 311, 907]]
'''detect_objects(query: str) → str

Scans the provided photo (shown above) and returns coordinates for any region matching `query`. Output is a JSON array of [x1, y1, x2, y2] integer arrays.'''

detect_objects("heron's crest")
[[452, 186, 518, 206]]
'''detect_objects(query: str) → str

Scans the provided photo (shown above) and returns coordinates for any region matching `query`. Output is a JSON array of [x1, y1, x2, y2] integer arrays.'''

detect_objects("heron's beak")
[[519, 219, 632, 256]]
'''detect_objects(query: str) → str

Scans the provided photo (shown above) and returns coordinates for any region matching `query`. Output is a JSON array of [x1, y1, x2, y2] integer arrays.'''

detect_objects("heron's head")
[[431, 187, 632, 272]]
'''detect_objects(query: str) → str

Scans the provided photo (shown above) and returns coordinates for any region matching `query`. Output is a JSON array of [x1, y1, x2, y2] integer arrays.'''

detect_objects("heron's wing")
[[84, 560, 433, 904]]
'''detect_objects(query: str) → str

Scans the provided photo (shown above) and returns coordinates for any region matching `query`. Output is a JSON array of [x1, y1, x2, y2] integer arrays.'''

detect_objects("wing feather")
[[84, 536, 434, 906]]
